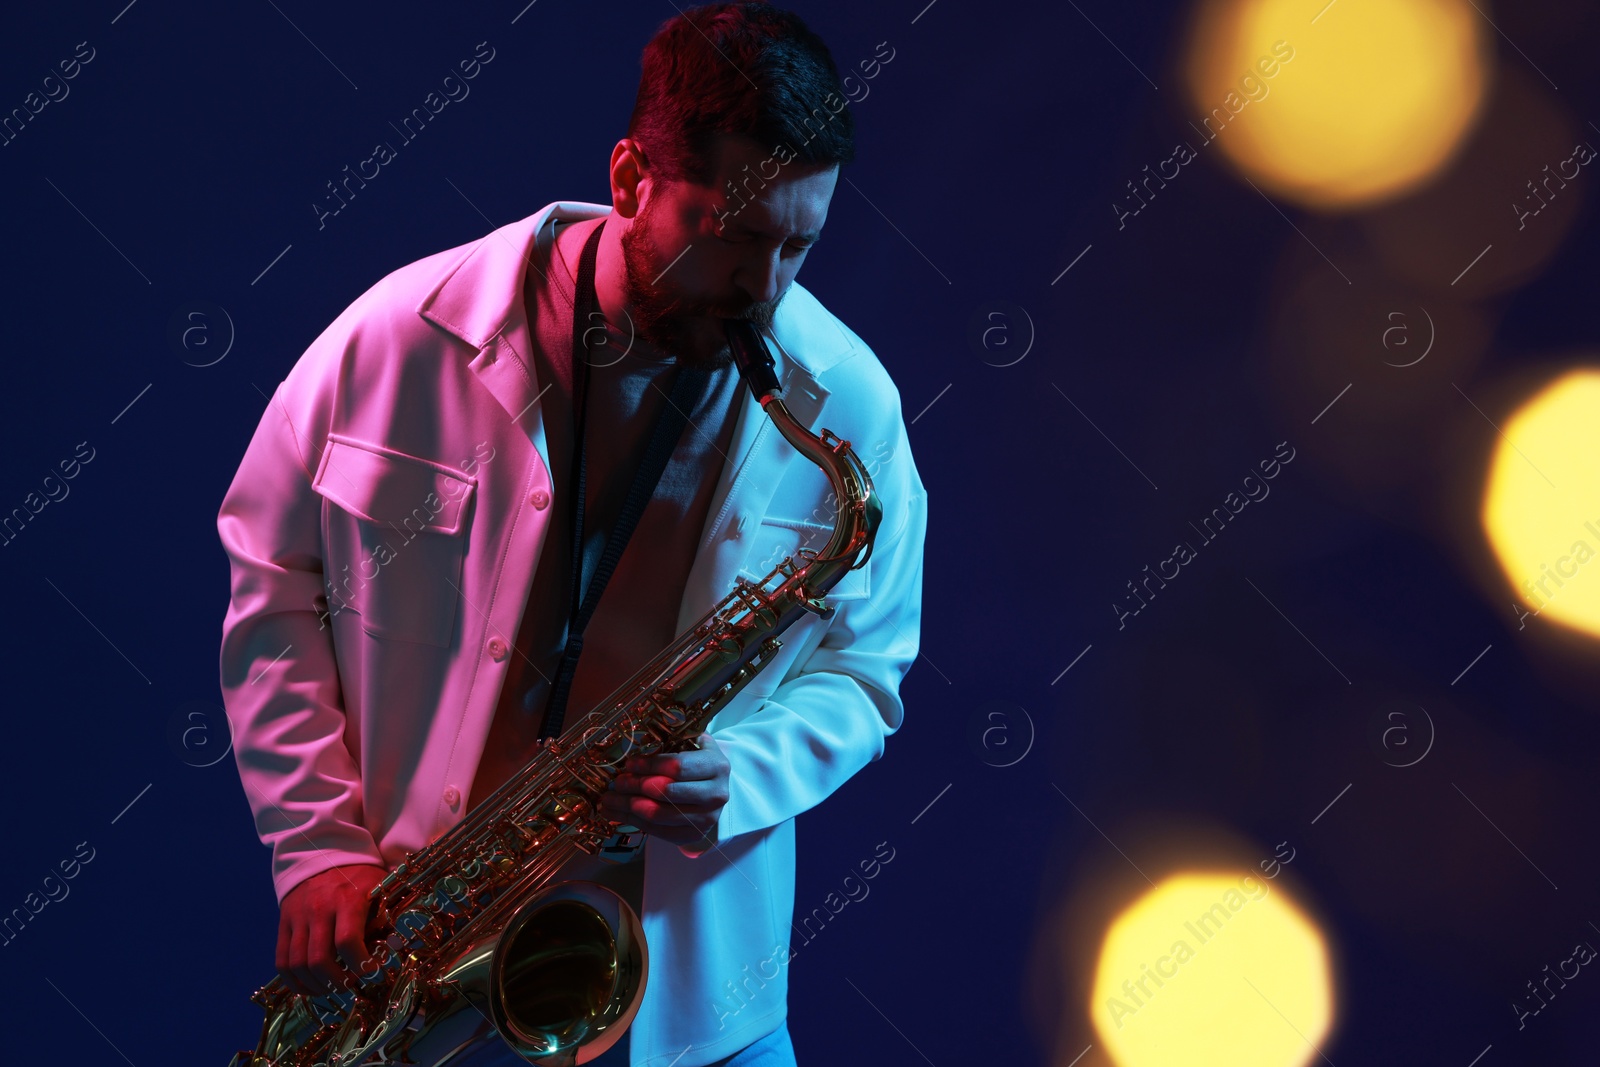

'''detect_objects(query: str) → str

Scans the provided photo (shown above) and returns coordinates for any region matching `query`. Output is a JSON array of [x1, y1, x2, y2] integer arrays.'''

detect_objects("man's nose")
[[739, 248, 782, 305]]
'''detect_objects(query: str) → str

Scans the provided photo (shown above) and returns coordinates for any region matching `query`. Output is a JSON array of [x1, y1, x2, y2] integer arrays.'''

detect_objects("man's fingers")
[[286, 918, 319, 995], [642, 827, 699, 846], [607, 771, 686, 798], [601, 794, 719, 826], [334, 900, 373, 980], [601, 736, 726, 848], [273, 865, 391, 999], [620, 812, 713, 843], [660, 750, 718, 779], [607, 774, 726, 806], [630, 819, 717, 848], [277, 917, 310, 996], [305, 911, 341, 993], [622, 740, 724, 782], [275, 914, 293, 981]]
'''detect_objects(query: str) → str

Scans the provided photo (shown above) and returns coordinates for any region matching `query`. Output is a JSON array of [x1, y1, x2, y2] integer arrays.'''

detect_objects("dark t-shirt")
[[466, 213, 741, 917]]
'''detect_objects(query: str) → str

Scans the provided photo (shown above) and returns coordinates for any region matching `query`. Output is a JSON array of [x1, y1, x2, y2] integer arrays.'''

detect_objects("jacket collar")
[[414, 199, 854, 391], [412, 202, 861, 626]]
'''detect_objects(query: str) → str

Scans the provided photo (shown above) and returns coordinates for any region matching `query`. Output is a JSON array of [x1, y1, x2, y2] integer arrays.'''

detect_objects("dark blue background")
[[2, 1, 1598, 1063]]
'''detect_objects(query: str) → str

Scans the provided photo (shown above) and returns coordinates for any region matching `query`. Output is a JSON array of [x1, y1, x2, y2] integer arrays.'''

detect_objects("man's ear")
[[610, 139, 650, 220]]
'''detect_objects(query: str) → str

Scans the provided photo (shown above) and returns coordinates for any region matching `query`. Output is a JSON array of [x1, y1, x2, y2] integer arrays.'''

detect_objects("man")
[[217, 4, 926, 1066]]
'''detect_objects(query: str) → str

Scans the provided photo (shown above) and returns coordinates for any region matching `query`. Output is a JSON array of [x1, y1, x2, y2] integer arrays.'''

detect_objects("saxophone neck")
[[724, 317, 784, 404], [721, 318, 823, 460], [722, 317, 882, 580]]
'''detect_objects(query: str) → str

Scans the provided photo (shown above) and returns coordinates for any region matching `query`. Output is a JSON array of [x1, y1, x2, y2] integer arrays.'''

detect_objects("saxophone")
[[229, 318, 883, 1067]]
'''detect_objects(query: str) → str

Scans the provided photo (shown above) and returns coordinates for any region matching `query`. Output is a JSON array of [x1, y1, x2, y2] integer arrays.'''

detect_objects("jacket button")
[[487, 637, 508, 660], [528, 489, 550, 510], [443, 786, 461, 808]]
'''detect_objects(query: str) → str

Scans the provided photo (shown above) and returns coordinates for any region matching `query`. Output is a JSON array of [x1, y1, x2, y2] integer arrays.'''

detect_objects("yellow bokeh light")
[[1090, 872, 1333, 1067], [1183, 0, 1489, 209], [1483, 368, 1600, 638]]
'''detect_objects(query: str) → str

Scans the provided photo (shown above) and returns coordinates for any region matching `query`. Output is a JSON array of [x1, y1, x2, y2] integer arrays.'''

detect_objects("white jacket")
[[216, 199, 927, 1066]]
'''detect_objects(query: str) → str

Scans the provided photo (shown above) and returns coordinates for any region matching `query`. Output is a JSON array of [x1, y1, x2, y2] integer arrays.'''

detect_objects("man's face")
[[619, 135, 838, 370]]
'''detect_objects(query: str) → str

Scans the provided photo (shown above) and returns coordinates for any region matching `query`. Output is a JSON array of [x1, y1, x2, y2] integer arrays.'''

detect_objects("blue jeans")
[[448, 1019, 795, 1066]]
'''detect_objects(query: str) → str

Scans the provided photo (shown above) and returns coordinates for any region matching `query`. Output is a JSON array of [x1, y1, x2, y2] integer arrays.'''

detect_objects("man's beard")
[[619, 198, 780, 371]]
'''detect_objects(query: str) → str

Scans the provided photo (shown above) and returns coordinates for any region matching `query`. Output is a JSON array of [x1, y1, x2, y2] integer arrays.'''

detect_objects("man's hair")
[[626, 2, 856, 187]]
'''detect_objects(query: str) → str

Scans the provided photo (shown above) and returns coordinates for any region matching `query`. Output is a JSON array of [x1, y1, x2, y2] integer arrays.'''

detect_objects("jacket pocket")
[[311, 434, 476, 647], [739, 516, 871, 601]]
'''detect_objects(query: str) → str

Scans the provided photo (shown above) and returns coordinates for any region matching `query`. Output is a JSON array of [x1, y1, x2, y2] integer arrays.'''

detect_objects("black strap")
[[537, 221, 711, 739]]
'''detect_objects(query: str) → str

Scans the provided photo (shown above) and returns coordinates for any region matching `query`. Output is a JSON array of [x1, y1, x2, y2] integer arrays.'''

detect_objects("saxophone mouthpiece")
[[723, 318, 782, 405]]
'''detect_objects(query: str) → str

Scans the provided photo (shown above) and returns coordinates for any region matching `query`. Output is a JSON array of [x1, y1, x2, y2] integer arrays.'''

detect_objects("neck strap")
[[537, 220, 712, 739]]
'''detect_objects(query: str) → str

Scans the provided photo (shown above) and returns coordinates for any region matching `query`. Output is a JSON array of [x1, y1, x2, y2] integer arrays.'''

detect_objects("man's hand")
[[276, 863, 387, 996], [600, 732, 730, 854]]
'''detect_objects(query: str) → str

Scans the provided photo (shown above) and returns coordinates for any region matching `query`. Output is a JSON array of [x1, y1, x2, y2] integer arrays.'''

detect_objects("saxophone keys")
[[514, 816, 556, 849], [598, 824, 645, 863], [548, 791, 592, 826], [392, 908, 441, 950], [423, 875, 469, 919]]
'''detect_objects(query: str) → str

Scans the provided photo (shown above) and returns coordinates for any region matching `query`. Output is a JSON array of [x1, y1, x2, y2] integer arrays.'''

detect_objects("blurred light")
[[1183, 0, 1489, 209], [1257, 233, 1494, 512], [1270, 257, 1492, 438], [1090, 872, 1333, 1066], [1357, 66, 1587, 298], [1483, 368, 1600, 638]]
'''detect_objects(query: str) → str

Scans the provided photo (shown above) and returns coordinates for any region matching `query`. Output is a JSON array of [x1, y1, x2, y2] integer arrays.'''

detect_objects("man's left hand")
[[600, 732, 730, 855]]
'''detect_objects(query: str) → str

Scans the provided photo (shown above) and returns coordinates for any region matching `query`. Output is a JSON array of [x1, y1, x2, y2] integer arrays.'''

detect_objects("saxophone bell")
[[440, 879, 649, 1066], [228, 881, 646, 1067]]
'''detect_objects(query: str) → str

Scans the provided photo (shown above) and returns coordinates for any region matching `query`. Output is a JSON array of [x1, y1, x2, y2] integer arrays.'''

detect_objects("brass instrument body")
[[230, 320, 881, 1066]]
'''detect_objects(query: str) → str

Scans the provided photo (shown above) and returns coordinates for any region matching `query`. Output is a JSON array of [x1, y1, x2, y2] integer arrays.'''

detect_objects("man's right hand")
[[276, 864, 388, 996]]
